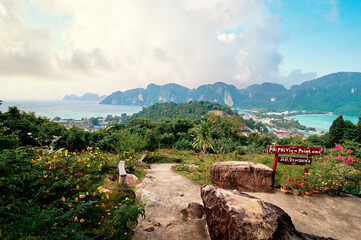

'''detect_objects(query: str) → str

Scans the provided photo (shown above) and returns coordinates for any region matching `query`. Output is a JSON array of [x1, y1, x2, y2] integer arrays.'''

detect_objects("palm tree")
[[191, 119, 214, 182]]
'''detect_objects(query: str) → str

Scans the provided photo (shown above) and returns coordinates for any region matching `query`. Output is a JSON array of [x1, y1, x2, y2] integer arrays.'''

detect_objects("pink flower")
[[346, 149, 353, 154], [333, 144, 343, 151]]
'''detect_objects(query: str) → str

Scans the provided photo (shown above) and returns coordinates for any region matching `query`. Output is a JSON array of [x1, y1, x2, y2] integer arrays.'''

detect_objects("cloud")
[[0, 0, 309, 99], [0, 0, 56, 78], [278, 69, 317, 88]]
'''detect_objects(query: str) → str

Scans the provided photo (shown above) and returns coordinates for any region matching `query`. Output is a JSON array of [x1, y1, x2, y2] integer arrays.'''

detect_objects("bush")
[[0, 147, 145, 239], [173, 139, 193, 150]]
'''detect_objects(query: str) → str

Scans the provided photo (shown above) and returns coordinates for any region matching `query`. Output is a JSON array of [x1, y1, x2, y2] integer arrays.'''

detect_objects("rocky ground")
[[133, 163, 210, 240], [133, 163, 361, 240]]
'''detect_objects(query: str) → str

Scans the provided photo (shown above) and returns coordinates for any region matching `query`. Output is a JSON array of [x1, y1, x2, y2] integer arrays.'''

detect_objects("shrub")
[[0, 147, 145, 239]]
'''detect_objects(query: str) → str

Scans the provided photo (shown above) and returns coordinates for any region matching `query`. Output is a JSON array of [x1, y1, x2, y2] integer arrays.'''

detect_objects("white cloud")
[[0, 0, 306, 100], [278, 69, 317, 88]]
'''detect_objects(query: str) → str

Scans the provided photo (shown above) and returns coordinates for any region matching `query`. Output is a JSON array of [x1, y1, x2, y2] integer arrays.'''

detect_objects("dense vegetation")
[[1, 101, 361, 239], [0, 107, 147, 239], [122, 101, 238, 123]]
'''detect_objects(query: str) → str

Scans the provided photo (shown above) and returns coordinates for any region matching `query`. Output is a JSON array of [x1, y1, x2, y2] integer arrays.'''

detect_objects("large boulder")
[[201, 185, 334, 240], [211, 161, 273, 193]]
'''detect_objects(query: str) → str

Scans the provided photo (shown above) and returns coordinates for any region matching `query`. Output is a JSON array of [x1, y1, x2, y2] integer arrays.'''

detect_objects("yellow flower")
[[105, 193, 109, 199], [87, 164, 91, 168], [75, 197, 79, 202], [76, 185, 80, 189], [45, 189, 49, 193], [65, 150, 68, 157], [79, 194, 85, 199], [68, 204, 72, 208], [80, 218, 85, 223], [44, 175, 48, 178], [61, 197, 65, 202], [93, 192, 96, 196], [86, 192, 89, 196], [98, 187, 104, 193], [74, 216, 78, 221], [101, 203, 105, 208], [55, 177, 58, 180], [125, 197, 130, 201]]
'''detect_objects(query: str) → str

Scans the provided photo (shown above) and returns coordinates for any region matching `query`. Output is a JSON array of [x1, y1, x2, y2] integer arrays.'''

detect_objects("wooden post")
[[118, 160, 127, 184], [272, 154, 278, 186]]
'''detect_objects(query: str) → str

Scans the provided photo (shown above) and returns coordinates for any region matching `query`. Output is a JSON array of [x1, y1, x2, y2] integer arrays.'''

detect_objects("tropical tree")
[[329, 114, 345, 147], [343, 120, 358, 142], [191, 119, 214, 181], [357, 113, 361, 143]]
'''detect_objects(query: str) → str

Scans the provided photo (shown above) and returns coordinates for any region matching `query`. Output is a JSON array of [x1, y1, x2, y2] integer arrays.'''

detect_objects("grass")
[[170, 150, 307, 187]]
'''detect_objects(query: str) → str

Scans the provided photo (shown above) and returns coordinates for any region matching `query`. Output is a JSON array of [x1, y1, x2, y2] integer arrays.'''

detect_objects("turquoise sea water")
[[291, 115, 358, 132], [0, 100, 143, 119]]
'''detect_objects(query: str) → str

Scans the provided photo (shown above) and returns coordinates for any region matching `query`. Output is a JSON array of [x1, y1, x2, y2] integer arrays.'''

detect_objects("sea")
[[0, 100, 143, 119], [291, 115, 358, 132], [0, 100, 358, 132]]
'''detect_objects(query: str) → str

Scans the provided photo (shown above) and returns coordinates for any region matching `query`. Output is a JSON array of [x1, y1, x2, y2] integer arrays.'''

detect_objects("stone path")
[[250, 191, 361, 240], [132, 163, 210, 240]]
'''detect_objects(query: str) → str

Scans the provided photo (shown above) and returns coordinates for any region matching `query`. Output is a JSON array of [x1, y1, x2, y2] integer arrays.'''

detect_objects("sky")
[[0, 0, 361, 100]]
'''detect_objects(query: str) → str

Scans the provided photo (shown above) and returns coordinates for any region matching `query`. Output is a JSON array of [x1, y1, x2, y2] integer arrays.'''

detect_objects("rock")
[[170, 157, 181, 163], [153, 222, 161, 227], [135, 162, 151, 168], [119, 186, 136, 199], [102, 186, 116, 193], [201, 185, 334, 240], [125, 174, 139, 186], [181, 202, 205, 219], [106, 174, 117, 181], [175, 191, 184, 197], [143, 226, 155, 232], [211, 161, 273, 193]]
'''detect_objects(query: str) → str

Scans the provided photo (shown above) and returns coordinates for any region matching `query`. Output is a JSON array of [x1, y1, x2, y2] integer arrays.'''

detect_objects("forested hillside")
[[122, 101, 238, 124], [100, 72, 361, 116]]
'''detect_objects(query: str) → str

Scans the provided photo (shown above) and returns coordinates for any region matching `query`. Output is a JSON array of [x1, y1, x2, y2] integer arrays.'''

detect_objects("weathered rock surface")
[[126, 174, 139, 186], [181, 202, 205, 219], [211, 161, 273, 193], [201, 185, 334, 240], [106, 174, 117, 181]]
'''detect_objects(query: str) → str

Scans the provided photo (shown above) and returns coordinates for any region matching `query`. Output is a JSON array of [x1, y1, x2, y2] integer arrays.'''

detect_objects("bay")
[[0, 100, 143, 119], [291, 114, 358, 132]]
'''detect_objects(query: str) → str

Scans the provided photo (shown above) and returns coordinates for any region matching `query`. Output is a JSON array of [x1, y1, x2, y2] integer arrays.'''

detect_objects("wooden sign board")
[[277, 156, 312, 165], [267, 145, 323, 156]]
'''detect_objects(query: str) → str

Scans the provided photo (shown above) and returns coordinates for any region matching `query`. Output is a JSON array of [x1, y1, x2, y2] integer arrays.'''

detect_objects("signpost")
[[267, 145, 323, 185], [277, 156, 312, 165]]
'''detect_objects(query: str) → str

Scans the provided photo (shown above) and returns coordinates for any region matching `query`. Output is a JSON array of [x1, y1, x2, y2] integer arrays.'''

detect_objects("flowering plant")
[[310, 144, 360, 193], [282, 169, 311, 192]]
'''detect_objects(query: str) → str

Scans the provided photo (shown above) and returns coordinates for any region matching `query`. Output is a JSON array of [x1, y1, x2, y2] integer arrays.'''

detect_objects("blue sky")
[[274, 1, 361, 76], [0, 0, 361, 100]]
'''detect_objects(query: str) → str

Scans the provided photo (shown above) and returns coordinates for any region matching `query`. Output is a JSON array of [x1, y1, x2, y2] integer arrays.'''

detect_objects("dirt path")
[[133, 163, 361, 240], [132, 164, 210, 240], [249, 191, 361, 240]]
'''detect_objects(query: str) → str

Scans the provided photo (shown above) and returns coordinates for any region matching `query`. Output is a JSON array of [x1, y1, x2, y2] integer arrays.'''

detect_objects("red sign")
[[267, 145, 323, 156], [277, 156, 312, 165]]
